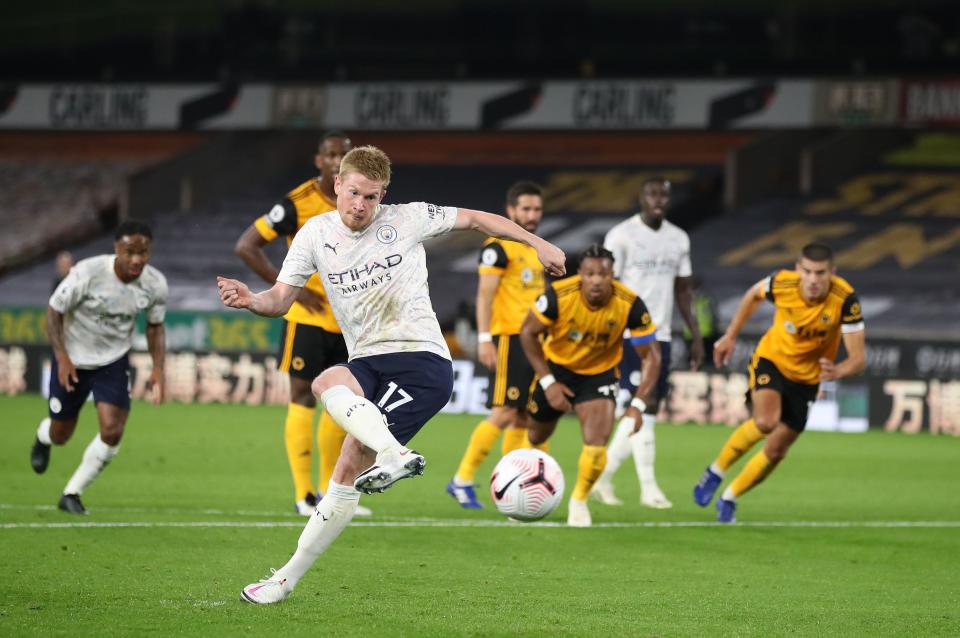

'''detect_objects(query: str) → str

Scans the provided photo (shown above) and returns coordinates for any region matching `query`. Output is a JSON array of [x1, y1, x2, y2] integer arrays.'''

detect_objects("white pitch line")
[[2, 520, 960, 530]]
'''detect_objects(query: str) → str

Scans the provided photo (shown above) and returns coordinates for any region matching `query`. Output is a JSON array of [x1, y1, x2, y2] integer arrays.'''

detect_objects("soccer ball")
[[490, 449, 565, 522]]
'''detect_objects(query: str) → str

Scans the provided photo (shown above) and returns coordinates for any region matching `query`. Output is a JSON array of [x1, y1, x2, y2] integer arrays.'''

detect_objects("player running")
[[521, 244, 660, 527], [447, 181, 547, 509], [217, 145, 565, 603], [29, 221, 167, 515], [592, 176, 703, 509], [693, 243, 866, 523], [234, 131, 371, 516]]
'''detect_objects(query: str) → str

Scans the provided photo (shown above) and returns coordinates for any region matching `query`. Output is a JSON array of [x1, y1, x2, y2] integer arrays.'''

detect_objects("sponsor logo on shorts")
[[527, 400, 539, 414], [292, 356, 305, 371], [507, 387, 520, 400], [49, 397, 62, 414], [757, 373, 771, 386]]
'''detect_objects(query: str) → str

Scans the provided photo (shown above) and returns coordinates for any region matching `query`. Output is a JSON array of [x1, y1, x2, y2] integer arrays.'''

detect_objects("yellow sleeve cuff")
[[531, 307, 554, 326], [254, 218, 278, 242]]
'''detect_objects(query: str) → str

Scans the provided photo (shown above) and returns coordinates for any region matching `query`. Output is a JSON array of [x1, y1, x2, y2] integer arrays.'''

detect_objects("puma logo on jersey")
[[324, 242, 339, 254]]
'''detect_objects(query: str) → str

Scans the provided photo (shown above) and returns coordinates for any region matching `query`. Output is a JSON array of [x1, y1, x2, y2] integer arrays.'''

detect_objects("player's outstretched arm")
[[216, 276, 299, 318], [713, 280, 765, 368], [454, 208, 565, 277]]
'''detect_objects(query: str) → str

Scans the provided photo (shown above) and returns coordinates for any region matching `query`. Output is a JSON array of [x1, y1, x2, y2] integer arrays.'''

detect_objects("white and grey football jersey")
[[49, 255, 168, 369], [277, 202, 457, 361], [604, 216, 692, 342]]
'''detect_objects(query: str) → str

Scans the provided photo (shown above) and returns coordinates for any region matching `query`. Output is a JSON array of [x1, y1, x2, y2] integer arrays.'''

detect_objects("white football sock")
[[721, 487, 737, 502], [596, 416, 635, 483], [709, 462, 726, 478], [63, 435, 119, 495], [276, 481, 360, 588], [37, 417, 52, 445], [631, 414, 659, 490], [320, 385, 403, 454]]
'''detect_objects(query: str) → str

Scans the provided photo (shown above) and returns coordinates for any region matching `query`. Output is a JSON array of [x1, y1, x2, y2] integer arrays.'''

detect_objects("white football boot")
[[567, 497, 592, 528], [240, 570, 292, 605], [353, 448, 425, 494], [640, 484, 673, 509], [588, 478, 624, 506]]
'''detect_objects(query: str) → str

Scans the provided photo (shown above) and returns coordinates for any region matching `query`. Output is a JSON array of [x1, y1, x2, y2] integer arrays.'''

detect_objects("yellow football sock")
[[317, 410, 347, 496], [501, 426, 527, 455], [715, 418, 765, 472], [523, 429, 550, 453], [454, 420, 502, 483], [571, 445, 607, 501], [284, 403, 315, 501], [730, 449, 776, 498]]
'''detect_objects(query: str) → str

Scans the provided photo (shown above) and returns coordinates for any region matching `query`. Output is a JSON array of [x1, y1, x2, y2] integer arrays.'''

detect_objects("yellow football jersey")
[[753, 270, 864, 384], [254, 179, 340, 333], [478, 238, 546, 336], [531, 276, 656, 376]]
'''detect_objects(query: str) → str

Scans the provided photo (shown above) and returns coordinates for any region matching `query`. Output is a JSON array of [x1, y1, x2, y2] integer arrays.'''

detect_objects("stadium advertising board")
[[0, 307, 280, 353], [901, 79, 960, 127], [0, 84, 272, 130], [812, 80, 900, 126], [2, 79, 819, 130]]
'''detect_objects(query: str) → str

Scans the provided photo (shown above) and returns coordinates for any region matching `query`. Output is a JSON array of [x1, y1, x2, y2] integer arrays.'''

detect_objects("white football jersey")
[[49, 255, 168, 369], [604, 216, 692, 341], [278, 202, 457, 361]]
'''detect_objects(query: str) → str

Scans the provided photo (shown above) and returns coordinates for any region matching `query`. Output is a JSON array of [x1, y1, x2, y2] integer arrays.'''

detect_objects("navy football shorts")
[[48, 353, 131, 420], [618, 338, 670, 403], [340, 351, 454, 445]]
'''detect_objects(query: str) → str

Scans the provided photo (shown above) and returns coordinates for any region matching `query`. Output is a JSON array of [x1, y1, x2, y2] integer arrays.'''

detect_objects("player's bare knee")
[[753, 414, 779, 433], [290, 378, 317, 407], [312, 366, 361, 399], [526, 423, 548, 445], [50, 419, 76, 445], [100, 423, 124, 446]]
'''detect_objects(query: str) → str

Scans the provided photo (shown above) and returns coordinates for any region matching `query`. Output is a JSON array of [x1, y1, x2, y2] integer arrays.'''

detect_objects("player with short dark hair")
[[217, 145, 566, 604], [520, 244, 661, 527], [234, 131, 371, 516], [693, 243, 866, 523], [30, 220, 167, 515], [447, 180, 547, 509]]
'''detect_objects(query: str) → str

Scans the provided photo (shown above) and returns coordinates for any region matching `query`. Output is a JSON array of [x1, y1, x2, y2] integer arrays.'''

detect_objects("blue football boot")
[[716, 497, 737, 524], [446, 479, 484, 509], [693, 466, 723, 507]]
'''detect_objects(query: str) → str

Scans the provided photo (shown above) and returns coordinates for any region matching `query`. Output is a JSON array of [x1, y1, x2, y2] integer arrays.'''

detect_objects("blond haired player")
[[217, 145, 566, 604], [235, 131, 369, 516], [693, 243, 866, 523], [521, 244, 660, 527], [447, 181, 547, 509]]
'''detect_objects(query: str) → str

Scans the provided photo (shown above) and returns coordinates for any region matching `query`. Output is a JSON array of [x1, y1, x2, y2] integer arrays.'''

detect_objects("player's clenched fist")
[[217, 276, 252, 309]]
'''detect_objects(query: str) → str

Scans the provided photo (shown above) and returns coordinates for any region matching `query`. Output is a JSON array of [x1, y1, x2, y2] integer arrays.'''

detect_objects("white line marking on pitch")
[[2, 520, 959, 530]]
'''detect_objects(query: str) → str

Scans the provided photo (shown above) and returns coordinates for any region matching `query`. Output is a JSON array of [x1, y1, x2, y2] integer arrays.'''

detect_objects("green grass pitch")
[[1, 394, 958, 637]]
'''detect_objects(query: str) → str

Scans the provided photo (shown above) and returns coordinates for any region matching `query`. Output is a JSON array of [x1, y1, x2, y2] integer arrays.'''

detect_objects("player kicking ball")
[[520, 244, 660, 527], [217, 145, 565, 603]]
